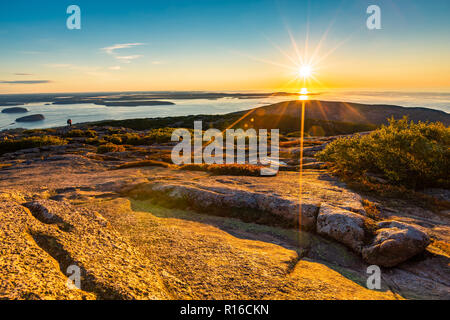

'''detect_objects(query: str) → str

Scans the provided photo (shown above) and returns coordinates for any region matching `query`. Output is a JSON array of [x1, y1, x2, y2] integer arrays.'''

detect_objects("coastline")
[[1, 97, 448, 133]]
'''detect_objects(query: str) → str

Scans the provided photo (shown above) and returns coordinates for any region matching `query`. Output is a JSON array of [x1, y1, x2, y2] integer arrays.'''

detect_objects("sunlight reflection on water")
[[0, 91, 448, 130]]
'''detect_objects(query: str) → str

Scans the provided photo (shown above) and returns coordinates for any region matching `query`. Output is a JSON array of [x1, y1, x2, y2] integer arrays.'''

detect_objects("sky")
[[0, 0, 449, 94]]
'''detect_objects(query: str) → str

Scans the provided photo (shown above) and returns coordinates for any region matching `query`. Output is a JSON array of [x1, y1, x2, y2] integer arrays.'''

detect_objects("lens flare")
[[299, 65, 312, 79]]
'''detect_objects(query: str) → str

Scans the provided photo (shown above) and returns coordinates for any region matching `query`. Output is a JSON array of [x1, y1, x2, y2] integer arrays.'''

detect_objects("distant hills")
[[0, 91, 296, 106], [252, 100, 450, 126], [0, 92, 447, 124], [92, 100, 449, 136], [2, 92, 447, 136]]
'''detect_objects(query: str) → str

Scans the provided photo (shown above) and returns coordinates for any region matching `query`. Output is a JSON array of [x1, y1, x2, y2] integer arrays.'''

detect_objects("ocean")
[[0, 91, 449, 130]]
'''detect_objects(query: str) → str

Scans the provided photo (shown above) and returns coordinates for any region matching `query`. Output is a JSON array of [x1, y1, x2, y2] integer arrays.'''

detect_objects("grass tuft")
[[362, 199, 382, 221], [97, 143, 126, 154]]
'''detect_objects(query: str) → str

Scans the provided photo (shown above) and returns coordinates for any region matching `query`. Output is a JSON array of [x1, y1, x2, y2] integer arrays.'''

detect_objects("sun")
[[298, 87, 309, 100], [298, 65, 312, 79]]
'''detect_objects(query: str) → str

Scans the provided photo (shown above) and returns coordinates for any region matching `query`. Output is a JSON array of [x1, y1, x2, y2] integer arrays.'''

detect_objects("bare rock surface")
[[0, 151, 448, 299], [0, 197, 170, 299], [123, 169, 365, 230], [0, 201, 91, 300], [316, 204, 367, 253], [84, 197, 397, 300], [362, 221, 431, 267]]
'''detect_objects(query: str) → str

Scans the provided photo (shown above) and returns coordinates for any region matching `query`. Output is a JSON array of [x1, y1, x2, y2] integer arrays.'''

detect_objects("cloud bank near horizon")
[[0, 80, 52, 84]]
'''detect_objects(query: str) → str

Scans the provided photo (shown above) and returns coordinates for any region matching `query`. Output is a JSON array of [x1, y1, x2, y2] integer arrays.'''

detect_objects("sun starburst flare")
[[299, 65, 312, 79], [233, 21, 353, 240]]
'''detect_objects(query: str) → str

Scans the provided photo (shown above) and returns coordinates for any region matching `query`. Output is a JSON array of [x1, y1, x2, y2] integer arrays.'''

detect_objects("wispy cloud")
[[115, 55, 143, 63], [109, 66, 121, 70], [102, 43, 145, 64], [102, 43, 145, 55], [14, 73, 34, 76], [0, 80, 51, 84]]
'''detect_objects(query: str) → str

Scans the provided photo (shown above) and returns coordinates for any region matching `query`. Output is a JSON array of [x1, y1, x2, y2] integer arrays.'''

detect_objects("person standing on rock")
[[67, 119, 72, 127]]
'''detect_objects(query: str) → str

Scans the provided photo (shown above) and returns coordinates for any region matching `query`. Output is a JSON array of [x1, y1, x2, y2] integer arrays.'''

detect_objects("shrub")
[[317, 117, 450, 189], [106, 128, 176, 146], [85, 137, 106, 145], [65, 129, 84, 137], [23, 129, 57, 135], [0, 136, 67, 154], [362, 199, 382, 221], [107, 127, 125, 134], [114, 160, 172, 170], [85, 129, 97, 138], [179, 163, 264, 176], [119, 133, 142, 145], [65, 129, 97, 138], [104, 134, 123, 145], [97, 143, 126, 154], [178, 163, 210, 172], [145, 128, 174, 144], [208, 164, 263, 176]]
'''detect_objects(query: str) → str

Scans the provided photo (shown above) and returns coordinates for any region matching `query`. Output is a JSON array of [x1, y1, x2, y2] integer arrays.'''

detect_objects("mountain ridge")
[[248, 100, 450, 126]]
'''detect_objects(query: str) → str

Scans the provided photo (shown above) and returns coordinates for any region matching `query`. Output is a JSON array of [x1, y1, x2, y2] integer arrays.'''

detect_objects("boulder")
[[2, 107, 28, 114], [124, 181, 320, 230], [15, 114, 45, 122], [316, 204, 367, 253], [362, 221, 430, 267]]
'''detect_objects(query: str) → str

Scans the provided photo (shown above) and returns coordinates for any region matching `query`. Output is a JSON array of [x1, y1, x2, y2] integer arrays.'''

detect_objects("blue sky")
[[0, 0, 449, 93]]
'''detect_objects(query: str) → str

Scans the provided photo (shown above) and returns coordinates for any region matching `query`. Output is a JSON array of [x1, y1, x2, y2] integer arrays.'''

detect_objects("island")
[[15, 114, 45, 122], [2, 107, 28, 114]]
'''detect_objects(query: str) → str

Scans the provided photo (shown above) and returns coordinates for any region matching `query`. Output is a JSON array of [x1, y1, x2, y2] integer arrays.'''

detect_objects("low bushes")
[[362, 199, 382, 221], [114, 160, 172, 170], [97, 143, 126, 154], [317, 117, 449, 189], [179, 163, 263, 176], [23, 129, 57, 135], [103, 128, 175, 146], [65, 129, 97, 138], [85, 137, 106, 145], [0, 136, 67, 154]]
